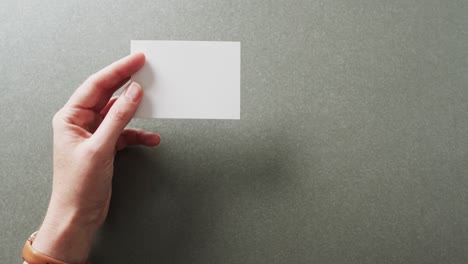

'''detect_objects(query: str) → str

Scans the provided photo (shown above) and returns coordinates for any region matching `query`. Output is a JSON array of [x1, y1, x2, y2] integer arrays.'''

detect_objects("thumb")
[[92, 82, 143, 148]]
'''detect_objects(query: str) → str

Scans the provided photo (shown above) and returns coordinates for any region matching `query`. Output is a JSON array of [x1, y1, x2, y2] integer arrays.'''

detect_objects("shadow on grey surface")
[[89, 131, 292, 263]]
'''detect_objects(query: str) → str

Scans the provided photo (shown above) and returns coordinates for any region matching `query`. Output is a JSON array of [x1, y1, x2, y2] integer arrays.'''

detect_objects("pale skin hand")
[[24, 53, 159, 263]]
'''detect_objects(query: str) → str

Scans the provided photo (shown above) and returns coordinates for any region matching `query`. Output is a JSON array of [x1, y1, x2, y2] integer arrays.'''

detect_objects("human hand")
[[30, 53, 160, 263]]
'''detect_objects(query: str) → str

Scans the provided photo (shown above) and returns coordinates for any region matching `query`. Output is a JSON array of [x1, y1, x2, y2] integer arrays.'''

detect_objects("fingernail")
[[125, 82, 142, 102]]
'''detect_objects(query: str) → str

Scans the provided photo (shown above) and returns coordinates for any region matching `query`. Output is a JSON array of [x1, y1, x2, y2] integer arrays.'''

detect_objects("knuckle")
[[85, 74, 100, 88], [81, 143, 102, 157], [110, 105, 130, 123], [85, 74, 96, 84], [114, 67, 128, 80], [52, 110, 64, 127]]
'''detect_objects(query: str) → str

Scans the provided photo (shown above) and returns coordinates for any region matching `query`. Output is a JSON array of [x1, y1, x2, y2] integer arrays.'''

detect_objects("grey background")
[[1, 0, 467, 263]]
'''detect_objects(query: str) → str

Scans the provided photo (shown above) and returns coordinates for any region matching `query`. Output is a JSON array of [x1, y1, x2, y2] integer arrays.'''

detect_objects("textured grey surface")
[[1, 0, 468, 263]]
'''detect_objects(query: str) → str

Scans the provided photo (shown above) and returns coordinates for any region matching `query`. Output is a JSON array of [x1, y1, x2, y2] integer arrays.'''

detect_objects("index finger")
[[66, 52, 146, 111]]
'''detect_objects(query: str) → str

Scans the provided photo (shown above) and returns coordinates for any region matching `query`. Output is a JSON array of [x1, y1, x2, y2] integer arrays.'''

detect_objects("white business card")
[[131, 40, 240, 119]]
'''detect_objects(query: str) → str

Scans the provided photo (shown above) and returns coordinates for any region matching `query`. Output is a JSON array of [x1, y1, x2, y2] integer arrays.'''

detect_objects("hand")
[[30, 53, 160, 263]]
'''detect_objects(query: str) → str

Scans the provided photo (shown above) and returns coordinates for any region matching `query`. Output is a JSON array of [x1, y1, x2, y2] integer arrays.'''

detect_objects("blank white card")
[[131, 40, 240, 119]]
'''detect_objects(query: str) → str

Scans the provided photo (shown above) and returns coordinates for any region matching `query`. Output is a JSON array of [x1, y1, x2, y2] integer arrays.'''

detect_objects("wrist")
[[32, 201, 98, 263]]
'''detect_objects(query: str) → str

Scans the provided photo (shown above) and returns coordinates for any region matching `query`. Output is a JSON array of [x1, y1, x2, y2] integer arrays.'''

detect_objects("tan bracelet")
[[22, 231, 67, 264]]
